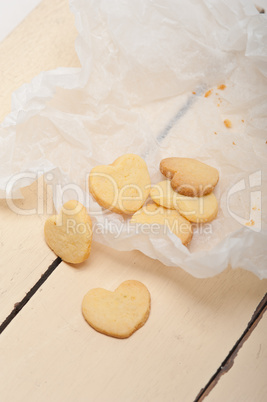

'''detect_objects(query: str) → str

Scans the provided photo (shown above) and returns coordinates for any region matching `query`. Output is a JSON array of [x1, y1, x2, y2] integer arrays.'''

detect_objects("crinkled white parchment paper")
[[0, 0, 266, 278]]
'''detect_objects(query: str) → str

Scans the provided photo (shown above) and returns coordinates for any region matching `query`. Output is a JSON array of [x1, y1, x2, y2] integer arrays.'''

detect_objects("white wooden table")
[[0, 1, 266, 401]]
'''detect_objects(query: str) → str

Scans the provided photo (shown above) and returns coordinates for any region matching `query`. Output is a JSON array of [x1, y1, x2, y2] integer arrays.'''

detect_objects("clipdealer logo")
[[4, 169, 263, 234], [227, 170, 261, 232]]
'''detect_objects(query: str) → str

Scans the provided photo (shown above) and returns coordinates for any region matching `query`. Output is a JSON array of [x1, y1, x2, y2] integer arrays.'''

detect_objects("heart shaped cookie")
[[44, 200, 92, 264], [82, 280, 151, 339], [151, 180, 218, 223], [175, 191, 218, 223], [131, 202, 193, 246], [89, 154, 151, 215], [160, 157, 219, 197], [150, 180, 177, 209]]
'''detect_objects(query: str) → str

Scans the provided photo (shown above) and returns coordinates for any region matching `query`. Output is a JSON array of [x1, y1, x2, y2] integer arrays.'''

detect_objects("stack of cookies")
[[89, 154, 219, 247], [44, 154, 219, 263]]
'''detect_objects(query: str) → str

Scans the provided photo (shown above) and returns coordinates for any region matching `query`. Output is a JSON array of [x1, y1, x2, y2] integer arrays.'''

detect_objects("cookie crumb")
[[232, 141, 236, 145], [255, 5, 265, 13], [214, 132, 217, 135], [224, 119, 232, 128], [217, 103, 220, 107], [241, 119, 244, 123], [218, 84, 226, 90], [205, 90, 212, 98], [192, 91, 196, 95], [245, 219, 255, 226]]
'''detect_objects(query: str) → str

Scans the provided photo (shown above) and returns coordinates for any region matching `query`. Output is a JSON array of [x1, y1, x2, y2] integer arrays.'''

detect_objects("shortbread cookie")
[[175, 192, 218, 223], [160, 157, 219, 197], [151, 180, 218, 222], [44, 200, 92, 264], [89, 154, 151, 215], [82, 280, 151, 339], [131, 202, 192, 246], [150, 180, 178, 209]]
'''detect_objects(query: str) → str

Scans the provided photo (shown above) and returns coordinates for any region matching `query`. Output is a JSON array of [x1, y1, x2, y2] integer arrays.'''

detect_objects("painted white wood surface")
[[0, 1, 266, 401], [0, 250, 266, 401], [206, 313, 267, 402], [0, 0, 42, 43], [0, 0, 80, 123], [0, 192, 48, 322], [0, 179, 57, 323], [0, 0, 80, 322]]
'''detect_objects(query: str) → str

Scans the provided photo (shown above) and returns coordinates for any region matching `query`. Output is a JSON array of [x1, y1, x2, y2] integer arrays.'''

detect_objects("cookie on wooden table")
[[44, 200, 92, 263], [82, 280, 151, 339]]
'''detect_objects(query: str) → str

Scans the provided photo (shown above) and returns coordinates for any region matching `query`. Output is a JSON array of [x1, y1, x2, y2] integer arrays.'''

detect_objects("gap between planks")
[[0, 257, 61, 334], [194, 292, 267, 401]]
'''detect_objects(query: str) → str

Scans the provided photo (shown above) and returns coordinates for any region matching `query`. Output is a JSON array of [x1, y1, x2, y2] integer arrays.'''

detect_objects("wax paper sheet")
[[0, 0, 266, 278]]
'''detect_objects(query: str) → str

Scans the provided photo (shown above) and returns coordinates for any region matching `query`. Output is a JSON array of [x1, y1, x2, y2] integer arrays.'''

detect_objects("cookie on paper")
[[131, 202, 193, 246], [89, 154, 151, 215], [151, 180, 218, 223], [160, 157, 219, 197], [175, 192, 218, 223], [150, 180, 177, 209]]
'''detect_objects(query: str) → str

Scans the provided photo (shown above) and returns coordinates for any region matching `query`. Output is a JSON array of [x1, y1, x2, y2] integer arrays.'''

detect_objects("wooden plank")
[[0, 178, 56, 323], [0, 0, 266, 400], [0, 0, 80, 123], [205, 310, 267, 402], [0, 0, 79, 322], [0, 247, 266, 401]]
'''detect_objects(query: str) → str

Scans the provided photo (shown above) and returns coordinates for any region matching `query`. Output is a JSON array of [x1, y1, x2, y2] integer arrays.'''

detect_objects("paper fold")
[[1, 0, 266, 278]]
